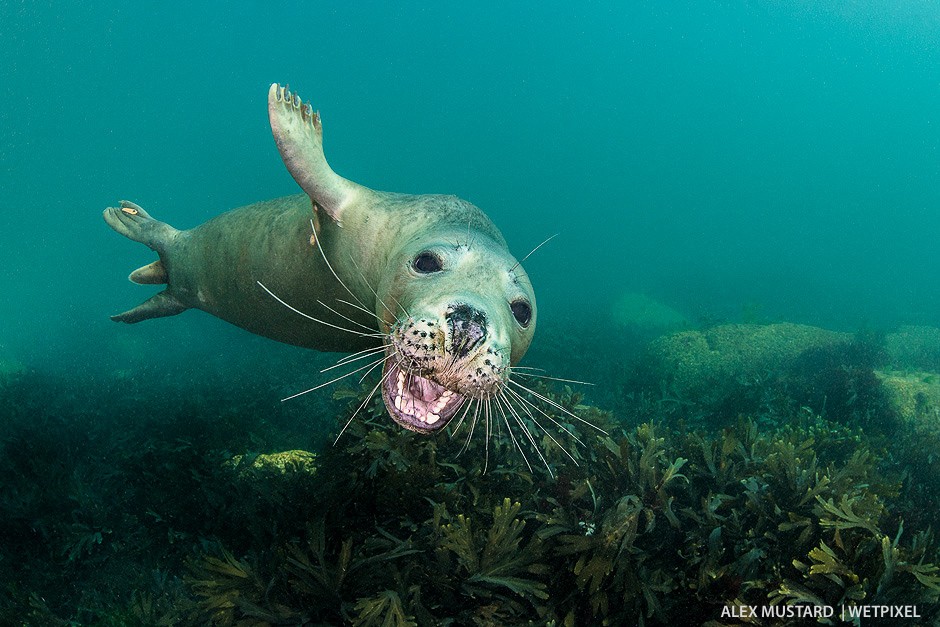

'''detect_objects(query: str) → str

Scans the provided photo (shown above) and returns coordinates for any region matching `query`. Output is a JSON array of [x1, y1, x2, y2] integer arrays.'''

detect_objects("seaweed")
[[437, 498, 550, 607], [3, 353, 940, 625], [352, 589, 417, 627]]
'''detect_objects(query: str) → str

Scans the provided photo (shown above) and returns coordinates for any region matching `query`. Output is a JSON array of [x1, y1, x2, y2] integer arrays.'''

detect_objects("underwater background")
[[3, 2, 940, 624]]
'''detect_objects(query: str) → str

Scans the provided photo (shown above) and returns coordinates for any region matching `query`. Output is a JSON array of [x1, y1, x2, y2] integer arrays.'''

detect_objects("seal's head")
[[266, 84, 538, 433], [376, 211, 536, 433]]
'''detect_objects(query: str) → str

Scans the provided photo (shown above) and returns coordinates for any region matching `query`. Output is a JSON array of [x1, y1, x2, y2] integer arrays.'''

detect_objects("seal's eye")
[[413, 251, 443, 274], [510, 299, 532, 327]]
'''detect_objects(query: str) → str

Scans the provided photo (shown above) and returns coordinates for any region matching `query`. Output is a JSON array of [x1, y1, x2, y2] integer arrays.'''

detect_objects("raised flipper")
[[103, 200, 187, 323], [268, 84, 361, 224]]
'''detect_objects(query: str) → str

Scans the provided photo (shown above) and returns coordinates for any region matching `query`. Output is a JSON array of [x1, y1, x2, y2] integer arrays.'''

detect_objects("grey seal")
[[104, 84, 538, 434]]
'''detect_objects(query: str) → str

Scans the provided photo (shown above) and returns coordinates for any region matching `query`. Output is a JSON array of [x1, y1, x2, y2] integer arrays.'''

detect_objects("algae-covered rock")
[[639, 323, 850, 410], [886, 326, 940, 372], [611, 292, 689, 335], [227, 450, 318, 479], [877, 370, 940, 435]]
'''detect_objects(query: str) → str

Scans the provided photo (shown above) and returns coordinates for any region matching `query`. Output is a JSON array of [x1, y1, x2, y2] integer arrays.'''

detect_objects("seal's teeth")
[[426, 413, 440, 425], [394, 394, 402, 411]]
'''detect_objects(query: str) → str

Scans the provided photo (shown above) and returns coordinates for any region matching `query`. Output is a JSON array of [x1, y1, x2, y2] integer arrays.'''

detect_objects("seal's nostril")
[[446, 303, 487, 357], [446, 303, 472, 322]]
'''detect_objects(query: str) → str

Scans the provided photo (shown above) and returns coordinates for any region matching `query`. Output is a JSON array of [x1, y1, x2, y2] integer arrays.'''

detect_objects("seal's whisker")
[[334, 358, 397, 445], [316, 299, 377, 333], [508, 395, 557, 477], [405, 370, 414, 415], [503, 386, 581, 464], [483, 399, 492, 474], [449, 395, 475, 437], [357, 353, 388, 384], [508, 379, 608, 434], [308, 218, 371, 314], [320, 346, 387, 373], [498, 394, 549, 476], [495, 395, 532, 474], [282, 354, 387, 402], [257, 281, 384, 339], [504, 385, 585, 448], [335, 298, 384, 324], [458, 397, 483, 457], [510, 371, 595, 386], [333, 343, 388, 367], [509, 233, 558, 273]]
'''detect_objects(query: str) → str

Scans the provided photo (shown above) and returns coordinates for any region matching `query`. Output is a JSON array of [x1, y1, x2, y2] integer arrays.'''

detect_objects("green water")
[[2, 2, 939, 366]]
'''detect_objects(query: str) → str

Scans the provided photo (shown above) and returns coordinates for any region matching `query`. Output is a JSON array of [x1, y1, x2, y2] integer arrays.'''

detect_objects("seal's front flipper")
[[111, 291, 186, 324], [268, 84, 360, 224]]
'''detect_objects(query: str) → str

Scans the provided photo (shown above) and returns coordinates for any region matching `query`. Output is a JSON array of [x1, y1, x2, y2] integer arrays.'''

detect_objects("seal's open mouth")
[[381, 358, 465, 433]]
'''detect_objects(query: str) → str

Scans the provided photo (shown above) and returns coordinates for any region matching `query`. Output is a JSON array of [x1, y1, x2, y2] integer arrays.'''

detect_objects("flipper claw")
[[119, 200, 148, 217]]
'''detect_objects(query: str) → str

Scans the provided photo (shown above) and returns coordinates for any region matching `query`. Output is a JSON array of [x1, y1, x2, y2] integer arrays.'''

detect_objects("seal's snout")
[[446, 303, 487, 358]]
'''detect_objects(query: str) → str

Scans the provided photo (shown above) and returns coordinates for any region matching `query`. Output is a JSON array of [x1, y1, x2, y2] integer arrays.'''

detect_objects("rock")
[[885, 326, 940, 372], [638, 323, 851, 410], [877, 371, 940, 436], [227, 450, 318, 480]]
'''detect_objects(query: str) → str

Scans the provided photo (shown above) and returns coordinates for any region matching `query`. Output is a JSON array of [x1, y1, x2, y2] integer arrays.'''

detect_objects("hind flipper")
[[129, 260, 168, 285], [104, 200, 187, 323], [103, 200, 178, 253], [110, 291, 187, 324]]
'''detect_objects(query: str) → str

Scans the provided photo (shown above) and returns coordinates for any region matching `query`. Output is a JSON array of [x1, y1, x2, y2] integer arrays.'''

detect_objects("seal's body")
[[160, 194, 363, 352], [105, 84, 537, 433]]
